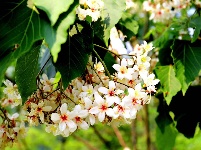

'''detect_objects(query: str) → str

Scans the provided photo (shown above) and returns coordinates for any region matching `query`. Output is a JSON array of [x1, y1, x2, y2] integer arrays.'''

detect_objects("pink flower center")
[[118, 105, 124, 112], [109, 90, 115, 96], [60, 114, 68, 121], [75, 116, 81, 123], [100, 104, 107, 111]]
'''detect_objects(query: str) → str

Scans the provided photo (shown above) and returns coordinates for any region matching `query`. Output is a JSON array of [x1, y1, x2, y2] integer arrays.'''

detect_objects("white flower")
[[113, 58, 134, 80], [80, 84, 94, 98], [72, 105, 89, 130], [141, 73, 160, 87], [7, 113, 19, 120], [83, 97, 96, 125], [51, 103, 77, 132], [113, 101, 131, 119], [94, 62, 104, 72], [98, 81, 122, 104], [31, 101, 52, 123], [89, 92, 114, 122]]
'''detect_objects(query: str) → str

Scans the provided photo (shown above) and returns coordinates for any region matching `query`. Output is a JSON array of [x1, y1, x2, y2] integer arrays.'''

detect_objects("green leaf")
[[50, 2, 78, 62], [120, 12, 139, 35], [104, 52, 116, 75], [54, 25, 93, 88], [33, 0, 74, 26], [0, 0, 56, 85], [155, 65, 181, 105], [189, 16, 201, 43], [156, 124, 177, 150], [171, 40, 201, 94], [15, 41, 41, 104], [101, 0, 126, 46]]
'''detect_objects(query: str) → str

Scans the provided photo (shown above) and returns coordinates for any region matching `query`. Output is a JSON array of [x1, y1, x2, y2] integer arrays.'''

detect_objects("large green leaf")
[[155, 65, 181, 105], [156, 124, 177, 150], [54, 24, 93, 88], [171, 40, 201, 94], [0, 0, 55, 84], [119, 12, 139, 35], [15, 41, 41, 104], [50, 2, 78, 62], [33, 0, 74, 26], [101, 0, 126, 46]]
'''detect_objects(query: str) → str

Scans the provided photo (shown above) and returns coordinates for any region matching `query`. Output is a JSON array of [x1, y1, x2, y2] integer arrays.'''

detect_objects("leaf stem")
[[92, 49, 112, 80]]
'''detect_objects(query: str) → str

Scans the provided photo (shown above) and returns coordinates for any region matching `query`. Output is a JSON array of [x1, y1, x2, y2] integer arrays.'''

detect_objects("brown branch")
[[91, 125, 111, 149], [131, 120, 137, 150], [112, 124, 128, 148], [72, 134, 98, 150], [144, 105, 151, 150]]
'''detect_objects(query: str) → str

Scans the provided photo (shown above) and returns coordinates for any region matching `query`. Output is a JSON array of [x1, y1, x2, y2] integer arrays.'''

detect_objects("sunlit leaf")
[[0, 0, 55, 85], [155, 65, 181, 105], [171, 40, 201, 94], [156, 124, 177, 150], [101, 0, 126, 46], [33, 0, 74, 26], [50, 2, 78, 62], [54, 24, 93, 88]]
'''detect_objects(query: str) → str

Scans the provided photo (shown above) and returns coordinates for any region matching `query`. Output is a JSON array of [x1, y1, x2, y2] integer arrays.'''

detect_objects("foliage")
[[1, 0, 201, 149]]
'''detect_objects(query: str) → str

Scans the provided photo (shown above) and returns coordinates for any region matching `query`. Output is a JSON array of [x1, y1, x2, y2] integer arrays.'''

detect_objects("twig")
[[72, 134, 98, 150], [112, 124, 128, 148], [131, 120, 138, 150], [93, 44, 121, 60], [91, 125, 111, 149], [144, 105, 151, 150], [92, 49, 112, 80]]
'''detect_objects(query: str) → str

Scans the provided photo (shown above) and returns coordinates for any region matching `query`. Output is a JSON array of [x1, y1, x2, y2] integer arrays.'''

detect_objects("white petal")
[[82, 86, 88, 92], [89, 106, 99, 114], [118, 73, 124, 80], [89, 115, 96, 125], [39, 112, 44, 123], [112, 64, 120, 71], [121, 58, 127, 66], [98, 87, 108, 94], [67, 120, 77, 132], [59, 122, 66, 131], [109, 81, 116, 89], [42, 74, 48, 80], [124, 110, 131, 118], [98, 112, 105, 122], [80, 121, 89, 130], [60, 103, 68, 114], [43, 106, 52, 111], [94, 92, 104, 104], [106, 108, 114, 117], [51, 113, 60, 123], [79, 110, 88, 118], [84, 97, 92, 109]]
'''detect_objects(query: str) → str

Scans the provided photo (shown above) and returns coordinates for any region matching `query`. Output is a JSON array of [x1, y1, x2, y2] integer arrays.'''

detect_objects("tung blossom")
[[113, 58, 134, 80], [51, 103, 77, 133], [89, 92, 114, 122]]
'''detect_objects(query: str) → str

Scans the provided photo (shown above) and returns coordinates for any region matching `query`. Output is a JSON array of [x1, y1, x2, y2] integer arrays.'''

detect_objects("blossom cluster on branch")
[[0, 0, 160, 149], [143, 0, 192, 23], [0, 38, 159, 147]]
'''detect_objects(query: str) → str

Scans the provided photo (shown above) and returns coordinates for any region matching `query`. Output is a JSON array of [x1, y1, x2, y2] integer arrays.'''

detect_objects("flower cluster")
[[1, 80, 22, 108], [76, 0, 104, 22], [0, 27, 159, 148], [0, 80, 27, 149], [143, 0, 191, 23]]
